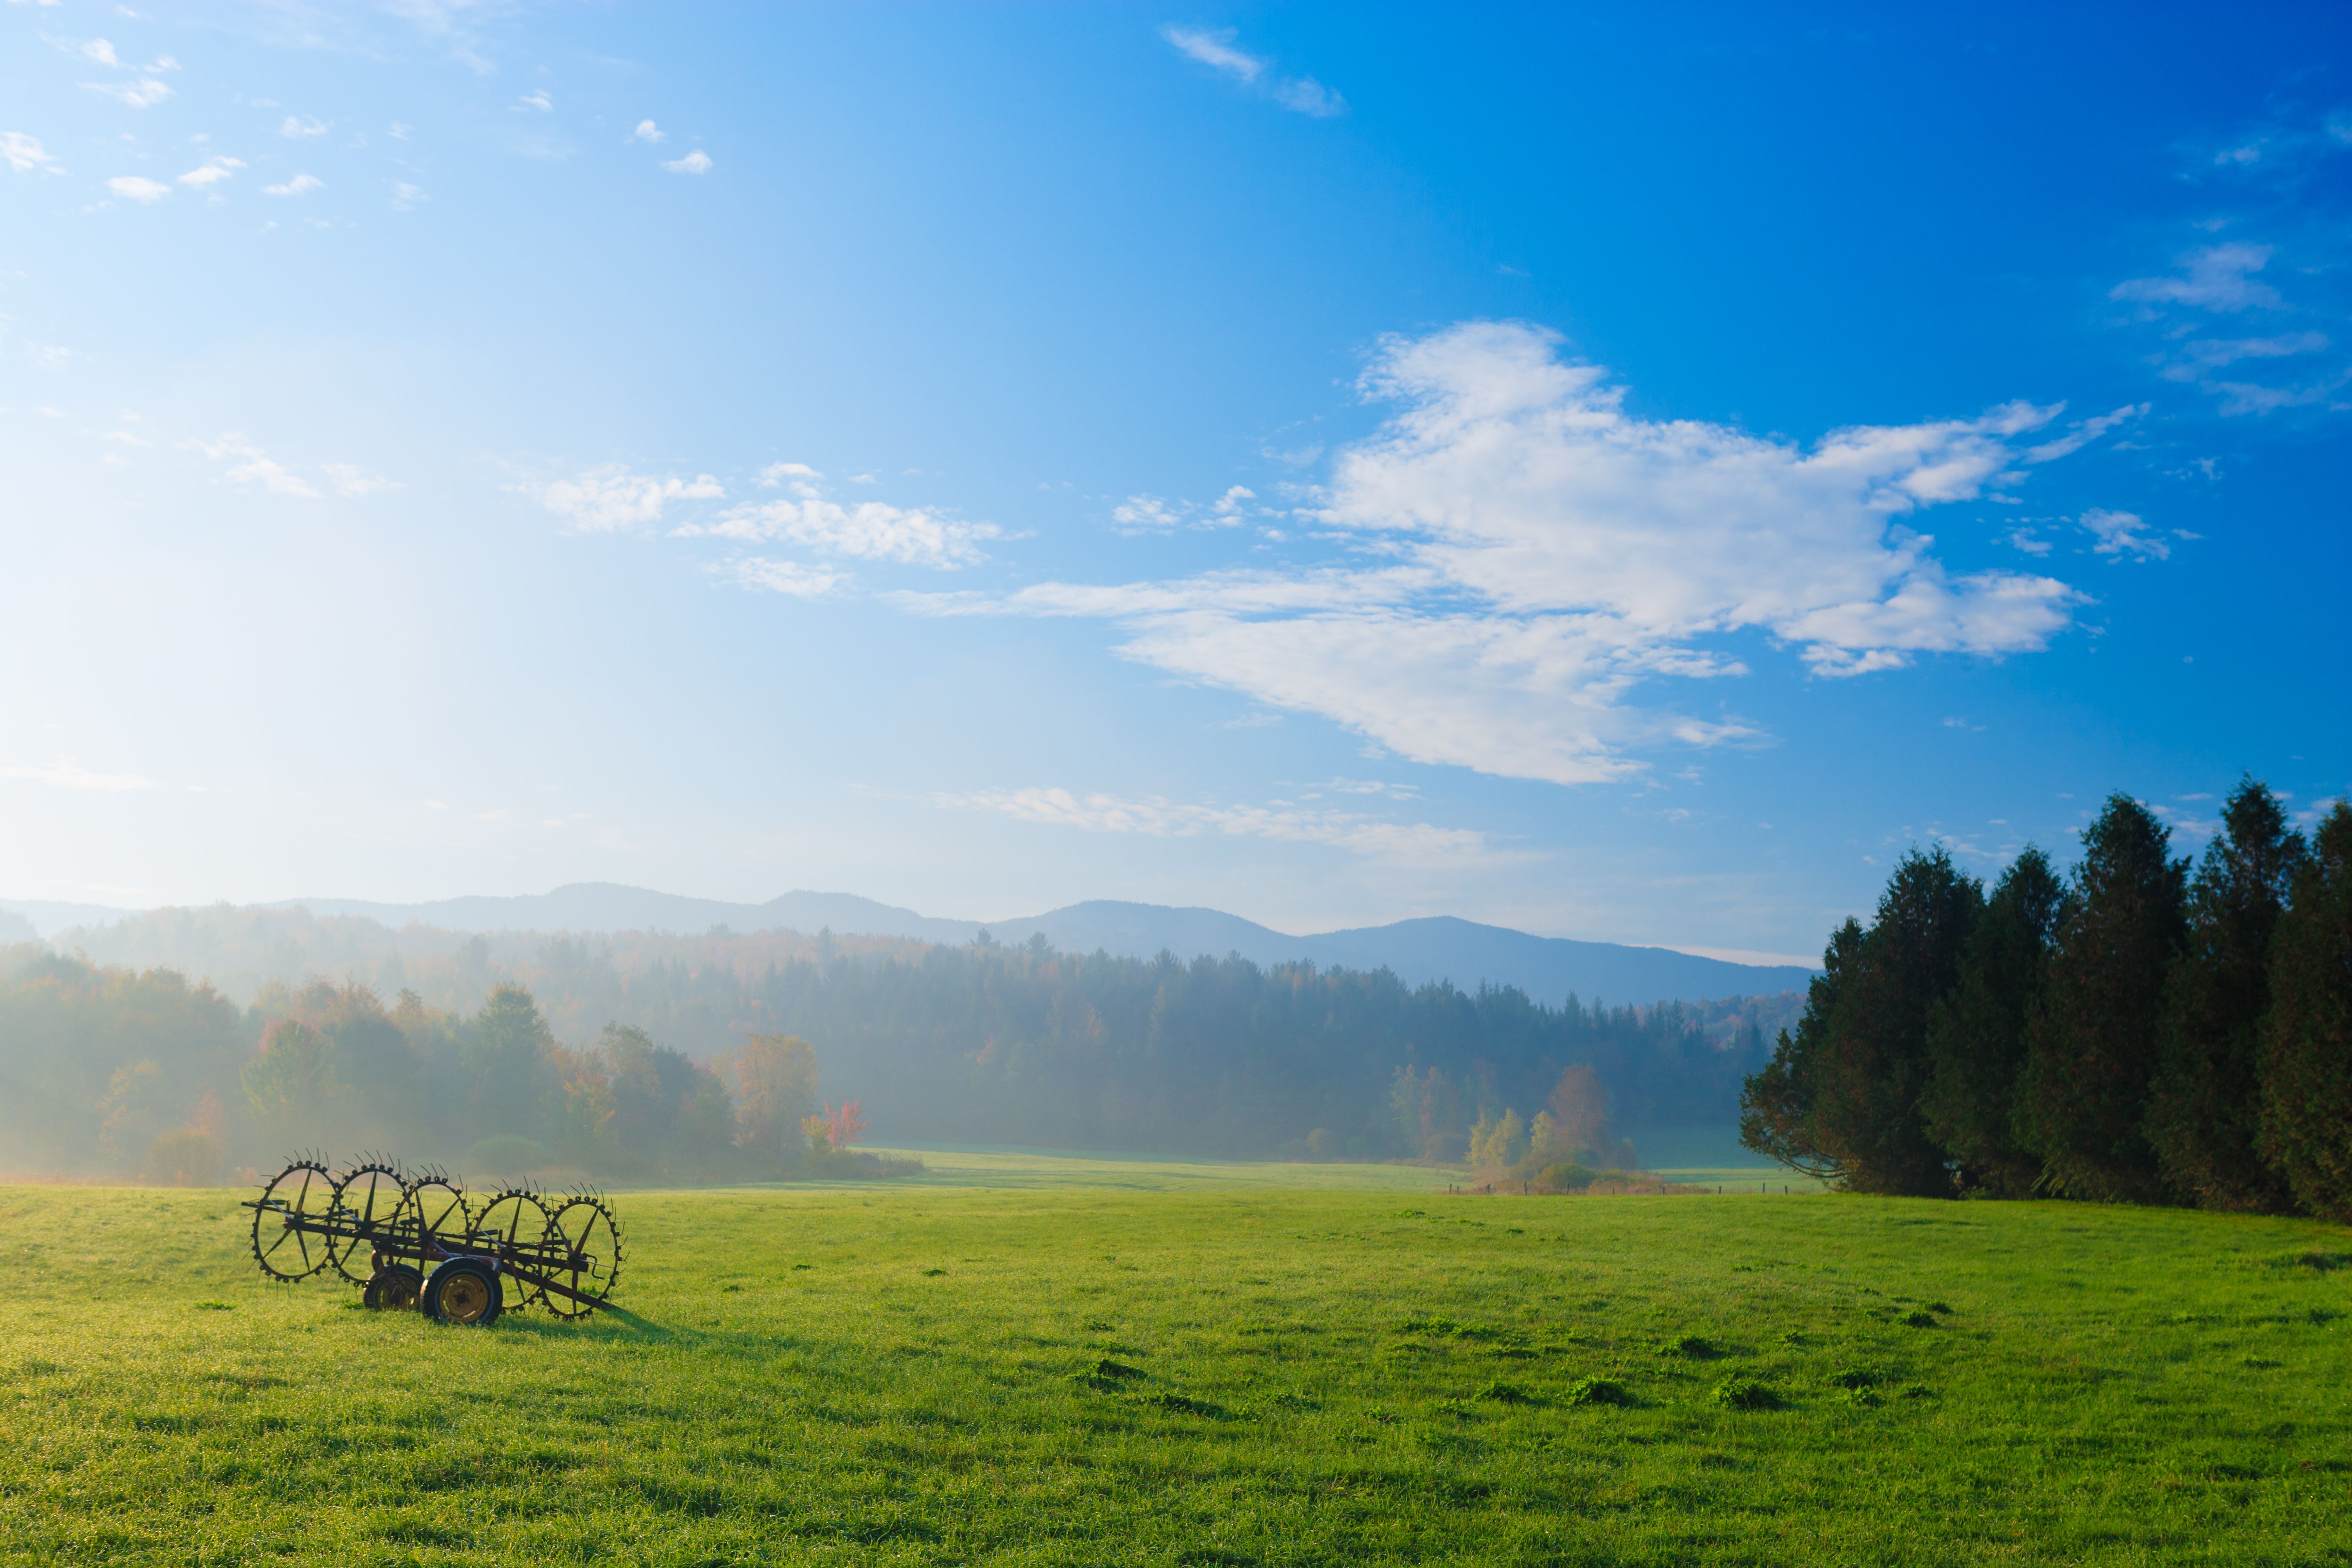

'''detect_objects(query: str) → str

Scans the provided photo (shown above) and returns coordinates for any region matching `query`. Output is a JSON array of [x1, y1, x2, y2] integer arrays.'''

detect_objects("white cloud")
[[0, 758, 159, 792], [662, 149, 711, 174], [2112, 243, 2281, 313], [1, 132, 61, 174], [913, 322, 2087, 785], [528, 465, 725, 531], [1161, 24, 1345, 117], [517, 89, 553, 112], [934, 785, 1514, 866], [731, 557, 846, 597], [2079, 507, 2168, 562], [632, 119, 664, 143], [758, 462, 820, 485], [68, 37, 121, 65], [178, 155, 244, 188], [683, 490, 1002, 568], [264, 173, 323, 196], [106, 174, 170, 202], [188, 433, 323, 498], [85, 78, 172, 107], [280, 115, 329, 138], [1112, 485, 1258, 532], [390, 180, 425, 210], [1162, 25, 1264, 82]]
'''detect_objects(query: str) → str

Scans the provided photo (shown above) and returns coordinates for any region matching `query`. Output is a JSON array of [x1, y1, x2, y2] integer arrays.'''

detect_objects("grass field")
[[2, 1159, 2348, 1566]]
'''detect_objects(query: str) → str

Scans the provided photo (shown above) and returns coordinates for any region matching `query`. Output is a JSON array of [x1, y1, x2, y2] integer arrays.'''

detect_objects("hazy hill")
[[8, 882, 1812, 1005]]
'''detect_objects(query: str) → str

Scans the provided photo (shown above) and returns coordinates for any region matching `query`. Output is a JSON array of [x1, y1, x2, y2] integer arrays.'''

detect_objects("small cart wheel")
[[424, 1258, 502, 1327], [363, 1264, 424, 1312]]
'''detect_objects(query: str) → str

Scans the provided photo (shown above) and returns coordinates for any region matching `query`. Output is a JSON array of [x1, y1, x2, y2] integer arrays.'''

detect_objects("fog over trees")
[[0, 909, 1793, 1183]]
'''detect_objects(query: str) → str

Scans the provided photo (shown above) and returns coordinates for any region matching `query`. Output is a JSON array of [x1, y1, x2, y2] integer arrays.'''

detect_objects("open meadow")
[[2, 1159, 2347, 1567]]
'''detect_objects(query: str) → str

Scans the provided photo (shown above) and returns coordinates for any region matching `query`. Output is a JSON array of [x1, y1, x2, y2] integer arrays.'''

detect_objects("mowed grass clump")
[[0, 1180, 2347, 1565]]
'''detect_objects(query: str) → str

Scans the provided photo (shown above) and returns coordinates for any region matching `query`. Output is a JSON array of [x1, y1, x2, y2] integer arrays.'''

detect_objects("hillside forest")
[[0, 907, 1791, 1184], [1743, 785, 2352, 1221]]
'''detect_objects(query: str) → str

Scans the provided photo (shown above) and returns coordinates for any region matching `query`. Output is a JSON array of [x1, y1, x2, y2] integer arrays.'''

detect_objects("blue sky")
[[2, 2, 2346, 963]]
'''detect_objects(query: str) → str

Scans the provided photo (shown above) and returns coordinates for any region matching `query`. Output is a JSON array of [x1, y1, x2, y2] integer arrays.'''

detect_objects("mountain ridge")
[[4, 882, 1816, 1005]]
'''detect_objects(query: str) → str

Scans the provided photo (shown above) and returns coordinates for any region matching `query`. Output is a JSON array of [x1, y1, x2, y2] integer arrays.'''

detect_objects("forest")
[[0, 912, 1793, 1183], [1742, 783, 2352, 1221]]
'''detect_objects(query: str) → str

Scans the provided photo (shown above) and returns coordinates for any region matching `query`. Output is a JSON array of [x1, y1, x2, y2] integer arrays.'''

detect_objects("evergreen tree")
[[468, 984, 555, 1143], [1808, 848, 1983, 1195], [2017, 795, 2188, 1201], [1740, 918, 1865, 1181], [1921, 847, 2063, 1196], [2145, 780, 2307, 1211], [2257, 801, 2352, 1221]]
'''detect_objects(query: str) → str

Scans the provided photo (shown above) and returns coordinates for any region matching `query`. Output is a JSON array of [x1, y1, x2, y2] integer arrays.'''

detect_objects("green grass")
[[2, 1163, 2348, 1566]]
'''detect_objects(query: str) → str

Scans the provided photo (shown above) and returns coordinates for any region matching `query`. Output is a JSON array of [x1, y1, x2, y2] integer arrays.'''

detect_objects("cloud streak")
[[1161, 25, 1345, 118], [934, 785, 1518, 866], [529, 465, 726, 531]]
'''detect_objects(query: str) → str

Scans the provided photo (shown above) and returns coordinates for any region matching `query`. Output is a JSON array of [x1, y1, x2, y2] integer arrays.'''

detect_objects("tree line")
[[1741, 784, 2352, 1220], [0, 916, 1797, 1179]]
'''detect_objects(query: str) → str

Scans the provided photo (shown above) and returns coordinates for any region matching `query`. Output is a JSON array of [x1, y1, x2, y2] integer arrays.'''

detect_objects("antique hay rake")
[[244, 1153, 622, 1327]]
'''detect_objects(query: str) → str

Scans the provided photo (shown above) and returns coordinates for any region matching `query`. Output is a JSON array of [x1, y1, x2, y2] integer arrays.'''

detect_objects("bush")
[[1535, 1162, 1596, 1191], [1563, 1377, 1631, 1407]]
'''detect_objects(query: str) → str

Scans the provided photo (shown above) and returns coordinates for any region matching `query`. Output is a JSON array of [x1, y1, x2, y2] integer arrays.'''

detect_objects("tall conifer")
[[1810, 848, 1983, 1194], [2145, 780, 2307, 1211], [2257, 800, 2352, 1221], [1921, 846, 2062, 1196], [1740, 918, 1863, 1181], [2017, 795, 2188, 1201]]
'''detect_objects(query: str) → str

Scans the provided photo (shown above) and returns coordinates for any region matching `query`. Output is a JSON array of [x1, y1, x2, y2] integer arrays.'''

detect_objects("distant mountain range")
[[5, 882, 1815, 1005]]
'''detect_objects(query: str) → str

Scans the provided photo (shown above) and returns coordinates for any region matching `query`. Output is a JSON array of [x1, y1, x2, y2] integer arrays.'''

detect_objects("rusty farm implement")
[[244, 1154, 622, 1327]]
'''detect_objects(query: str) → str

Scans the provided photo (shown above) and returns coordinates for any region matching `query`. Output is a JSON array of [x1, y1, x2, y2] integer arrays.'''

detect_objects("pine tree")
[[1808, 848, 1983, 1195], [1740, 918, 1864, 1182], [2257, 801, 2352, 1221], [1921, 846, 2063, 1196], [2017, 795, 2188, 1201], [2145, 780, 2307, 1211]]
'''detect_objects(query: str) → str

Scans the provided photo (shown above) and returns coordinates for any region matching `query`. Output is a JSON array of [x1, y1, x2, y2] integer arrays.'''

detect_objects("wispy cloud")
[[1, 132, 62, 174], [2079, 508, 2168, 561], [729, 557, 848, 598], [320, 462, 399, 497], [106, 174, 171, 203], [264, 173, 323, 197], [0, 758, 160, 792], [188, 433, 323, 498], [662, 149, 711, 175], [178, 155, 244, 188], [1112, 485, 1259, 532], [1161, 24, 1346, 118], [84, 77, 172, 108], [516, 89, 553, 112], [677, 466, 1001, 568], [632, 119, 664, 143], [280, 115, 329, 138], [905, 321, 2097, 786], [934, 785, 1518, 866], [527, 465, 725, 531], [2107, 111, 2352, 416]]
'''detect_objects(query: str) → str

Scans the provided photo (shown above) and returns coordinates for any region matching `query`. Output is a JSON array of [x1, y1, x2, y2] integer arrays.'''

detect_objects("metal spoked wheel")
[[538, 1194, 623, 1321], [250, 1157, 338, 1282], [396, 1169, 471, 1261], [364, 1263, 424, 1311], [470, 1190, 553, 1313], [328, 1160, 407, 1286]]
